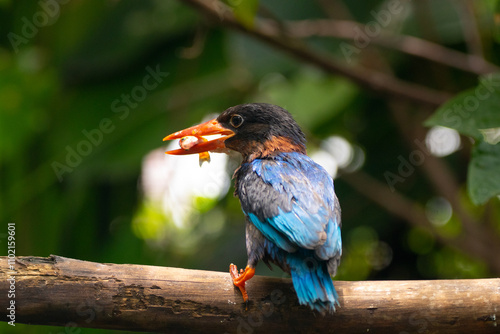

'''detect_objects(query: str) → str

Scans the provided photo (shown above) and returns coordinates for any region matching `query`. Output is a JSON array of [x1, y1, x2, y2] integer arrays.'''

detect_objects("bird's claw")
[[229, 263, 255, 303], [229, 263, 240, 281]]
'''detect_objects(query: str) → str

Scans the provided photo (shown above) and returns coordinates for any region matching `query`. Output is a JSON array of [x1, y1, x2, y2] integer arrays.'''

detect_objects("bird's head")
[[163, 103, 306, 161]]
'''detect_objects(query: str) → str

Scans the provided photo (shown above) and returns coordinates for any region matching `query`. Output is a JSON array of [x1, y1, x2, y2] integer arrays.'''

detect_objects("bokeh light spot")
[[425, 126, 461, 157], [425, 197, 453, 227]]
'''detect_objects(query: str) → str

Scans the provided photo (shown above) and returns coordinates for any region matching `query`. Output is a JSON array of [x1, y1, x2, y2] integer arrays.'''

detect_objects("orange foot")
[[229, 263, 255, 303]]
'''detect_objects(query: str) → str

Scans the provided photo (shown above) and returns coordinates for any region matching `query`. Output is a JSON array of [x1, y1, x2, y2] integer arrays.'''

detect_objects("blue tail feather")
[[288, 253, 339, 314]]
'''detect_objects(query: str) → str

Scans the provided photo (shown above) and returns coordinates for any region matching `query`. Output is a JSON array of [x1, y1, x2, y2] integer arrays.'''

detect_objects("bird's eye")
[[230, 114, 244, 128]]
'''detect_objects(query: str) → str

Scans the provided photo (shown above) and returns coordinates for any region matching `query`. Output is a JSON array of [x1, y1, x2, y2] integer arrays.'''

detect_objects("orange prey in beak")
[[163, 118, 235, 155]]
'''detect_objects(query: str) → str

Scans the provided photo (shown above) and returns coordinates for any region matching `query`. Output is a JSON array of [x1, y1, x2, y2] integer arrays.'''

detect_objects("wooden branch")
[[1, 256, 499, 333], [179, 0, 451, 108]]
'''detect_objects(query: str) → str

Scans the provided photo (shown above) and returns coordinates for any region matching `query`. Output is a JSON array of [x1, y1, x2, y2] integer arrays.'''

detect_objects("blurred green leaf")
[[468, 141, 500, 205], [426, 74, 500, 204], [425, 74, 500, 139], [230, 0, 259, 29]]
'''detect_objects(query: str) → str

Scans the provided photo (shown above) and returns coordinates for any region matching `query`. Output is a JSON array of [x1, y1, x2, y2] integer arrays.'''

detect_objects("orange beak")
[[163, 118, 235, 155]]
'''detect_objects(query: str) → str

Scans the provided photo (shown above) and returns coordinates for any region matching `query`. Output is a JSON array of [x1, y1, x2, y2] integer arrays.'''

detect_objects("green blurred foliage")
[[426, 74, 500, 204], [1, 0, 499, 333], [229, 0, 259, 28]]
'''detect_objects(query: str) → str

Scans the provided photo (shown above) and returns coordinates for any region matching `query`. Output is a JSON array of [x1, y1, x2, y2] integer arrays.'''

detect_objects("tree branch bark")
[[1, 255, 499, 333]]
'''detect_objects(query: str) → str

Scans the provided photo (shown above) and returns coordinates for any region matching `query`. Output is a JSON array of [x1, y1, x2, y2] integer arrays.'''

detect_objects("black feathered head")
[[164, 103, 306, 161]]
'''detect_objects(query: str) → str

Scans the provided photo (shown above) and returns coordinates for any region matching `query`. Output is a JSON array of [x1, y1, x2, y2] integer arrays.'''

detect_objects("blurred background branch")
[[181, 0, 451, 107], [282, 19, 499, 74]]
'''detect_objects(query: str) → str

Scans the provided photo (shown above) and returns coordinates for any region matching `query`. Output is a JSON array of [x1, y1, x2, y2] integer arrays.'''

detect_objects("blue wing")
[[235, 152, 341, 263]]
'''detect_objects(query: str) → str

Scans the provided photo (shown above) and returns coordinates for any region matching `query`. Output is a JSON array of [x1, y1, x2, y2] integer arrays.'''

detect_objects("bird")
[[163, 103, 342, 313]]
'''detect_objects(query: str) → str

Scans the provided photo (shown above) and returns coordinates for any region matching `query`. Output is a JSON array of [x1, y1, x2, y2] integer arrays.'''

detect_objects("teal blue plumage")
[[235, 152, 342, 313]]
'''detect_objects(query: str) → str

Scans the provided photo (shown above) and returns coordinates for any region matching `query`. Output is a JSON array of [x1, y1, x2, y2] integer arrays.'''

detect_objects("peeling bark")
[[1, 255, 499, 333]]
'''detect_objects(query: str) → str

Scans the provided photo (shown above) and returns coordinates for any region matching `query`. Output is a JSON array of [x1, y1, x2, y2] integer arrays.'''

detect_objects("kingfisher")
[[163, 103, 342, 313]]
